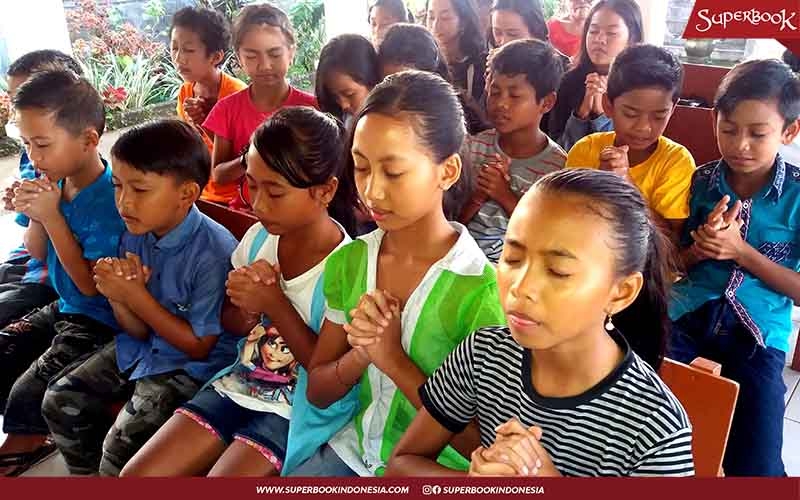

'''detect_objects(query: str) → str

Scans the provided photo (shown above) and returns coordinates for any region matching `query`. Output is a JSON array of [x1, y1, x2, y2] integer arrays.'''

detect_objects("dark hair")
[[535, 169, 673, 370], [170, 7, 231, 57], [232, 3, 294, 51], [252, 106, 358, 236], [315, 34, 381, 121], [7, 50, 83, 77], [607, 44, 683, 103], [490, 39, 564, 101], [573, 0, 643, 76], [783, 49, 800, 74], [378, 23, 490, 135], [13, 70, 104, 137], [346, 70, 473, 219], [715, 59, 800, 130], [429, 0, 486, 60], [488, 0, 548, 47], [368, 0, 414, 24], [378, 23, 452, 81], [111, 120, 210, 190]]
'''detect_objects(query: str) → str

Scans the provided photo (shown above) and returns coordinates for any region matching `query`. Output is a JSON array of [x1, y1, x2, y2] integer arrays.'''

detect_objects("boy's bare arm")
[[44, 212, 99, 296], [23, 221, 49, 261]]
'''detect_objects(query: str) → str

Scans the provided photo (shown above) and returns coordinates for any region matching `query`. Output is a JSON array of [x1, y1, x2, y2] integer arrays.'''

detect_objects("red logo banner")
[[682, 0, 800, 56]]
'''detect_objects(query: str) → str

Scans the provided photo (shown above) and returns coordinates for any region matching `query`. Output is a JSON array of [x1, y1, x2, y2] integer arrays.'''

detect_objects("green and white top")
[[323, 223, 507, 476]]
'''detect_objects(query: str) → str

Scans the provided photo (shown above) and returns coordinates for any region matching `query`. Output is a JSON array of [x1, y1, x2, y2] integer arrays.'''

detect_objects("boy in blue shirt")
[[0, 51, 83, 357], [42, 120, 238, 476], [0, 70, 125, 475], [670, 59, 800, 477]]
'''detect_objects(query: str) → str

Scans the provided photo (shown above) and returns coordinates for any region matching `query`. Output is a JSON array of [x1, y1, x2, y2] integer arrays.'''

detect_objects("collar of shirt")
[[707, 154, 787, 202], [143, 205, 203, 253]]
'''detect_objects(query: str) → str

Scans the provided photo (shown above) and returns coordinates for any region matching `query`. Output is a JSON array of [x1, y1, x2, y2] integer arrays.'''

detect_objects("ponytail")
[[614, 220, 675, 370]]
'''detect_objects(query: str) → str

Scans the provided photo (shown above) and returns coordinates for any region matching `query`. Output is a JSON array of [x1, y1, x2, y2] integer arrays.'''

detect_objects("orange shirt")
[[177, 72, 247, 203]]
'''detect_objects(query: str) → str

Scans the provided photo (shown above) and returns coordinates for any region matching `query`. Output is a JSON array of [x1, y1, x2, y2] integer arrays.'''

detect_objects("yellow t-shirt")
[[565, 132, 696, 220]]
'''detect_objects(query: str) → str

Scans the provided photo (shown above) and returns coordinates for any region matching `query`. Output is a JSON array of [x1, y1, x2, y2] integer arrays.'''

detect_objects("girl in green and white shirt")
[[292, 71, 506, 477]]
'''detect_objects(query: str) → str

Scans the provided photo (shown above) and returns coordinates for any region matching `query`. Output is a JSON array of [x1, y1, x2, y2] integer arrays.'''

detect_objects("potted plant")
[[0, 91, 20, 157], [684, 39, 716, 63]]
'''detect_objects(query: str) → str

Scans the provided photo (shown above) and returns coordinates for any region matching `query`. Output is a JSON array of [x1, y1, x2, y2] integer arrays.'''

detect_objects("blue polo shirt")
[[670, 156, 800, 352], [115, 205, 239, 382], [10, 151, 49, 285], [52, 161, 125, 327]]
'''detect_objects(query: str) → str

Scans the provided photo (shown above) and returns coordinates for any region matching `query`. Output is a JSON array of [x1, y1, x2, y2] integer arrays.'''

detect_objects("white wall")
[[0, 0, 73, 62], [634, 0, 668, 46], [324, 0, 370, 40]]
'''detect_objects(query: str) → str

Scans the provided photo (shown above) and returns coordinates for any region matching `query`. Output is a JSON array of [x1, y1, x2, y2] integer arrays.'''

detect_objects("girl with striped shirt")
[[388, 169, 694, 477]]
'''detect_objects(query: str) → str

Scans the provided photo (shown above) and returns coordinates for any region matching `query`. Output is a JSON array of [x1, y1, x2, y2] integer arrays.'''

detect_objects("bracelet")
[[334, 358, 348, 387]]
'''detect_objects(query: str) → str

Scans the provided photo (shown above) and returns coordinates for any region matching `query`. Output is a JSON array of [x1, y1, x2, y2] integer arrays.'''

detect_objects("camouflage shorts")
[[42, 340, 201, 476]]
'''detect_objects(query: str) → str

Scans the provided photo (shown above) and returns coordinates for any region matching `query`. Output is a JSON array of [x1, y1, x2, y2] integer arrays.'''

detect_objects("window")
[[663, 0, 746, 65]]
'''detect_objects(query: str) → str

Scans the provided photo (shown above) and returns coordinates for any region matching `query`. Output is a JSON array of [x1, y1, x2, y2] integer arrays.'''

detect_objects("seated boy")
[[0, 50, 85, 331], [0, 70, 125, 475], [565, 44, 696, 243], [42, 120, 239, 476], [670, 59, 800, 477], [170, 6, 247, 204], [459, 39, 567, 262]]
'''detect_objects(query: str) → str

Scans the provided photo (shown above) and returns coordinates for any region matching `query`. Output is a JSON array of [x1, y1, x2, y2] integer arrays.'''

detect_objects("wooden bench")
[[196, 199, 258, 241], [664, 105, 720, 166], [659, 357, 739, 476], [681, 63, 731, 106]]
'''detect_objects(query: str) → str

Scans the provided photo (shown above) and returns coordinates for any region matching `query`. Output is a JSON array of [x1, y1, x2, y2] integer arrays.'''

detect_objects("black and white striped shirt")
[[420, 326, 694, 476]]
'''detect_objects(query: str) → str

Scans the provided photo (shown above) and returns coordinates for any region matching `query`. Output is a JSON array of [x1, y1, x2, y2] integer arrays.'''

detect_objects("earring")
[[604, 313, 615, 332]]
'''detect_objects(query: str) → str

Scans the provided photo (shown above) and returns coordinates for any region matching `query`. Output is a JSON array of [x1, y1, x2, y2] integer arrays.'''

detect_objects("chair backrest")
[[659, 357, 739, 477], [681, 63, 730, 106], [196, 199, 258, 241], [664, 105, 720, 166]]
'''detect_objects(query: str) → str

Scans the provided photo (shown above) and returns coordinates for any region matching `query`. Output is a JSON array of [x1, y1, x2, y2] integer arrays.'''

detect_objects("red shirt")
[[547, 18, 581, 58], [203, 85, 317, 208]]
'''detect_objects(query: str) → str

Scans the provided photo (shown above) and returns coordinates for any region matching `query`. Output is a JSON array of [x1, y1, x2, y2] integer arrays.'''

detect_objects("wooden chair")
[[792, 326, 800, 371], [664, 105, 720, 166], [196, 199, 258, 241], [659, 357, 739, 477], [681, 63, 730, 106]]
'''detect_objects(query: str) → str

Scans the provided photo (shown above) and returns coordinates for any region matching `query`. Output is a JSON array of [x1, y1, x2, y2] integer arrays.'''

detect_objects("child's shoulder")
[[196, 211, 239, 253], [623, 354, 692, 431], [657, 136, 694, 161], [783, 158, 800, 188], [215, 85, 250, 109], [468, 129, 499, 157], [578, 131, 614, 149], [325, 234, 371, 270], [220, 72, 248, 95]]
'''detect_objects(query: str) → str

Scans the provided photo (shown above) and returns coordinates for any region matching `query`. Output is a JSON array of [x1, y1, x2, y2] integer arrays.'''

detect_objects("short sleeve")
[[187, 254, 231, 337], [230, 222, 263, 269], [203, 95, 234, 141], [322, 245, 349, 325], [461, 280, 507, 334], [176, 84, 190, 122], [651, 147, 696, 220], [630, 427, 695, 476], [419, 331, 479, 434], [565, 135, 598, 169]]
